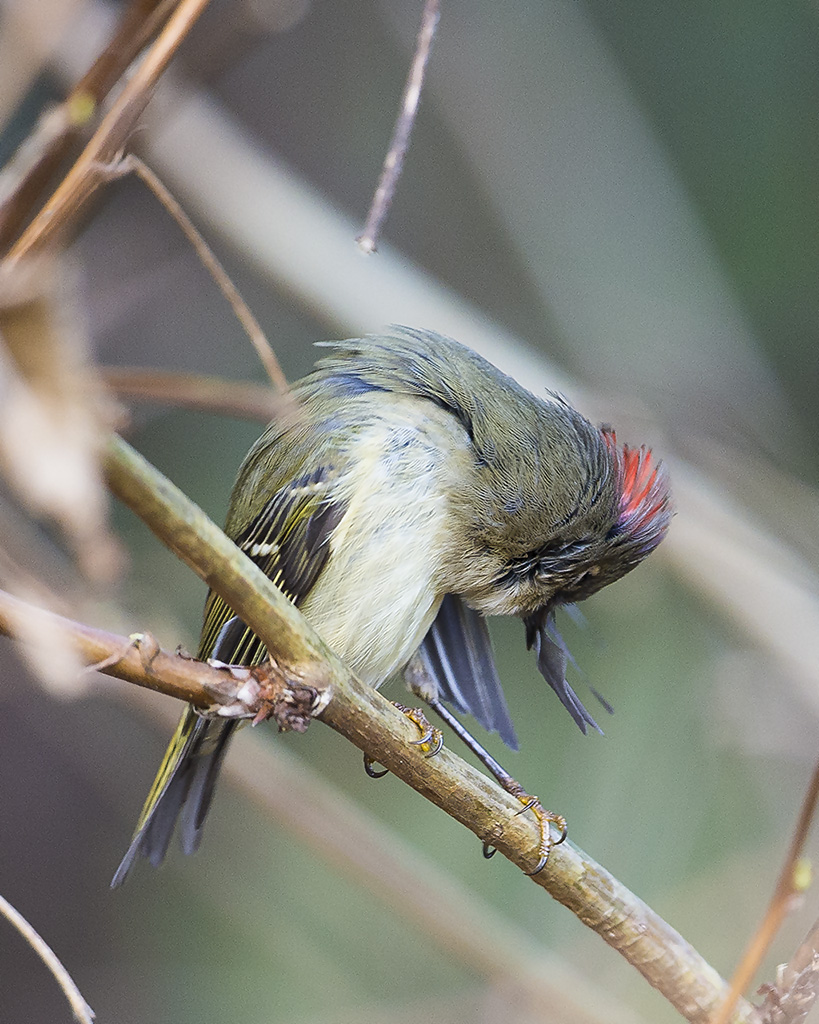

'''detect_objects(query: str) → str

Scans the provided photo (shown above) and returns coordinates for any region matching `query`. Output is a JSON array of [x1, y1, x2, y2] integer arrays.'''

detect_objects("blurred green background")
[[1, 0, 819, 1021]]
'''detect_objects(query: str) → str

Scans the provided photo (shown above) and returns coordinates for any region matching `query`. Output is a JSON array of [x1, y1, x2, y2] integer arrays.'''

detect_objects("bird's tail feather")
[[110, 708, 237, 887]]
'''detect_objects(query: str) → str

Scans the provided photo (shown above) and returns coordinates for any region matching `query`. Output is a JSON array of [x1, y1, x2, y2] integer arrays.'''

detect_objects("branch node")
[[483, 821, 505, 848], [247, 660, 332, 732], [130, 631, 160, 669], [202, 660, 255, 713], [81, 634, 140, 675], [89, 153, 132, 183]]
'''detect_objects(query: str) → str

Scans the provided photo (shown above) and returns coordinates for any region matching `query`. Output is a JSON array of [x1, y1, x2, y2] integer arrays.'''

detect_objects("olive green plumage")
[[112, 328, 671, 885]]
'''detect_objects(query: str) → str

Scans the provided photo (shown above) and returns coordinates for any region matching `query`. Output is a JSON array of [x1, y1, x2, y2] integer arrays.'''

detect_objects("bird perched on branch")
[[113, 327, 671, 885]]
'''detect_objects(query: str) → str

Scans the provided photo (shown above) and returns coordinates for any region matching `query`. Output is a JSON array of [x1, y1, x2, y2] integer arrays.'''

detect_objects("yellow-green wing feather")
[[112, 466, 344, 886], [198, 466, 343, 667]]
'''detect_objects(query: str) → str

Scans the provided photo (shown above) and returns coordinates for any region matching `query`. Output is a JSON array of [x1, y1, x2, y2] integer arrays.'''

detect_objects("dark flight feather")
[[417, 595, 519, 749], [524, 609, 603, 735]]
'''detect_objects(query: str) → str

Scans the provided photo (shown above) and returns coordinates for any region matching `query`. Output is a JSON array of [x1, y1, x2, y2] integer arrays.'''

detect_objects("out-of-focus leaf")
[[0, 256, 122, 585]]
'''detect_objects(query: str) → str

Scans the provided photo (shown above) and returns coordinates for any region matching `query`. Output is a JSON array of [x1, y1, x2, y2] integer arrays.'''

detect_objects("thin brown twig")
[[0, 586, 247, 708], [120, 156, 288, 393], [0, 892, 95, 1024], [102, 366, 279, 421], [73, 0, 179, 99], [0, 0, 177, 254], [711, 758, 819, 1024], [758, 917, 819, 1024], [5, 0, 212, 263], [357, 0, 440, 253]]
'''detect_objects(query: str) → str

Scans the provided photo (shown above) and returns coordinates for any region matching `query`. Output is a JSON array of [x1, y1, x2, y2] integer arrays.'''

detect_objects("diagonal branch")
[[0, 892, 95, 1024], [119, 156, 288, 393], [711, 760, 819, 1024], [101, 431, 760, 1024], [6, 0, 211, 263], [0, 0, 177, 253]]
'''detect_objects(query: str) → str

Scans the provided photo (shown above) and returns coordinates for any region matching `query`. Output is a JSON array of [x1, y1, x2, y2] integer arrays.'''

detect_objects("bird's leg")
[[424, 696, 567, 875], [363, 702, 444, 778]]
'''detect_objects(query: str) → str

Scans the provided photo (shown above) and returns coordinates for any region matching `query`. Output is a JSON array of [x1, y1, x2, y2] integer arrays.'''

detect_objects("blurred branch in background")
[[379, 1, 797, 459], [0, 0, 177, 252], [102, 365, 280, 420], [120, 154, 288, 391], [0, 892, 94, 1024], [5, 0, 211, 262], [357, 0, 439, 254]]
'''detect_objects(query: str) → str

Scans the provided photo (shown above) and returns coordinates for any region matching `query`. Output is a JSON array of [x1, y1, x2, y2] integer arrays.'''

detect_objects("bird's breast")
[[300, 399, 471, 687]]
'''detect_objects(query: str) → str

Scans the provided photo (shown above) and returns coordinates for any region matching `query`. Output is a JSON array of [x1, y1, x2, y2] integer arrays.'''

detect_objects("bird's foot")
[[363, 702, 444, 778], [482, 779, 567, 875], [392, 702, 445, 756]]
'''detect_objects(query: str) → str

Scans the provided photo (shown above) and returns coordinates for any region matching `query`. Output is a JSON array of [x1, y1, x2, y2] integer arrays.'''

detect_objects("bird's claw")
[[519, 792, 567, 875], [363, 703, 445, 779], [393, 703, 444, 757], [363, 756, 389, 778], [484, 783, 567, 876]]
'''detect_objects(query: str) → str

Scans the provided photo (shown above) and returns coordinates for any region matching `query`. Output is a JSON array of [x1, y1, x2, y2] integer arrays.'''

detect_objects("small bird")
[[112, 327, 671, 885]]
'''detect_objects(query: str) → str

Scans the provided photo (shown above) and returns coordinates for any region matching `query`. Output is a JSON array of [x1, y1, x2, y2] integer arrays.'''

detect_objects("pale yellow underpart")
[[300, 398, 469, 689]]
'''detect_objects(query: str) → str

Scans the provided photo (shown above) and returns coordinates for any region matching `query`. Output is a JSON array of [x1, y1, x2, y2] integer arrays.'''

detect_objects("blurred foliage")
[[1, 1, 818, 1023]]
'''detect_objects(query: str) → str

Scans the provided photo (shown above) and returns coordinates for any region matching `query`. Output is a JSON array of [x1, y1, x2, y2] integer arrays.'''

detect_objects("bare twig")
[[141, 697, 646, 1024], [101, 431, 758, 1024], [5, 0, 211, 263], [758, 917, 819, 1024], [357, 0, 440, 253], [0, 0, 177, 253], [116, 155, 288, 392], [711, 759, 819, 1024], [0, 892, 95, 1024], [0, 586, 247, 708], [102, 366, 279, 421]]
